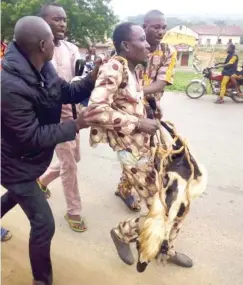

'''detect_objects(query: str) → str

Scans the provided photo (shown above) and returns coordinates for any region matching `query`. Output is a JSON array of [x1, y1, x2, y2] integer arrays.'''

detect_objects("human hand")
[[75, 108, 89, 130], [137, 118, 159, 135], [71, 76, 82, 82], [95, 53, 106, 66], [144, 95, 162, 119], [91, 54, 107, 81], [75, 105, 104, 130]]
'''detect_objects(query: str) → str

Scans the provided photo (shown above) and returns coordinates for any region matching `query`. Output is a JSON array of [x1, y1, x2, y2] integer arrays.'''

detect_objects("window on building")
[[217, 38, 222, 44], [179, 25, 183, 30], [206, 38, 211, 45]]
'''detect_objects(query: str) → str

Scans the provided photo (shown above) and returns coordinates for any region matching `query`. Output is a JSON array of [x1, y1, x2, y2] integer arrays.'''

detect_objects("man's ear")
[[39, 40, 45, 53], [121, 41, 129, 52]]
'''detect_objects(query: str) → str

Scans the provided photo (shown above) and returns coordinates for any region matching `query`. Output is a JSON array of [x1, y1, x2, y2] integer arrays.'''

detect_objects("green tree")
[[1, 0, 118, 45]]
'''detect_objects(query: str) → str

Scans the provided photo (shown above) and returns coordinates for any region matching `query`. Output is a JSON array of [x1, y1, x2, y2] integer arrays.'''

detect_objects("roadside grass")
[[166, 71, 201, 92]]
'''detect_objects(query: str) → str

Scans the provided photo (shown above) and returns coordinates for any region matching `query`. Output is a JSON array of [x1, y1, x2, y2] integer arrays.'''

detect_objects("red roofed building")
[[190, 25, 243, 45]]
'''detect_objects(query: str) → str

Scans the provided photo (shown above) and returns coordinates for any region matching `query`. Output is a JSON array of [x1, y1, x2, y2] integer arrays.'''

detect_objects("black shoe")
[[168, 252, 193, 268], [110, 229, 134, 265]]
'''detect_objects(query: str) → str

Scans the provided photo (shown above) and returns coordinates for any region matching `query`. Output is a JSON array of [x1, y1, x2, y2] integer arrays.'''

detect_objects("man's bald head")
[[14, 16, 54, 60]]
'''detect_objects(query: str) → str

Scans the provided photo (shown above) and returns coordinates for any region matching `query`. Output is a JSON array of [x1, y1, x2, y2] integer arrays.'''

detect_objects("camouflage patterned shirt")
[[85, 56, 151, 158]]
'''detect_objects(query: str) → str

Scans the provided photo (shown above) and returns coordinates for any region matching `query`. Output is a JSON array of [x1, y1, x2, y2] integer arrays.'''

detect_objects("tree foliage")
[[1, 0, 118, 45]]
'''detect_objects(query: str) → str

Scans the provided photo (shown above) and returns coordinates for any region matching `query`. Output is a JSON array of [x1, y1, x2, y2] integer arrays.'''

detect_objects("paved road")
[[2, 93, 243, 285]]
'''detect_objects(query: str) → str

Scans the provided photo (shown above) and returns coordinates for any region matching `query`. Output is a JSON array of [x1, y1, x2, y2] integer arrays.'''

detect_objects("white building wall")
[[168, 25, 242, 45], [198, 35, 241, 45], [169, 25, 198, 38]]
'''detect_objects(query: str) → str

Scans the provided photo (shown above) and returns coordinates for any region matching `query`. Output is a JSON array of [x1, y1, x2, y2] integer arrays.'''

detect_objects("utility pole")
[[208, 20, 226, 66]]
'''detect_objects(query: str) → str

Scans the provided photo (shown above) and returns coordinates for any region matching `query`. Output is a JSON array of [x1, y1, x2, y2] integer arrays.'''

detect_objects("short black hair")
[[112, 22, 135, 53], [144, 10, 164, 23], [38, 2, 63, 17]]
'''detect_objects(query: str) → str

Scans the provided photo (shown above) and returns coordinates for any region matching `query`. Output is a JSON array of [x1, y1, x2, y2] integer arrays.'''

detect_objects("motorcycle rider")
[[214, 44, 238, 104]]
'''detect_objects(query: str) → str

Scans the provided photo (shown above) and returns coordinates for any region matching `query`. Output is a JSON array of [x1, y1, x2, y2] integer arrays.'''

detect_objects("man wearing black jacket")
[[1, 16, 100, 285]]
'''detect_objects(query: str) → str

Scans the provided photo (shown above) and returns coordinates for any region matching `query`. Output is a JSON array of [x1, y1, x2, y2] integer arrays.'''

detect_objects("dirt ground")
[[1, 93, 243, 285]]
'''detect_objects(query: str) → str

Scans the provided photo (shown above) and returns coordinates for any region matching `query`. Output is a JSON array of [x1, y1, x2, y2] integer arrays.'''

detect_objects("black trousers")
[[1, 180, 55, 285]]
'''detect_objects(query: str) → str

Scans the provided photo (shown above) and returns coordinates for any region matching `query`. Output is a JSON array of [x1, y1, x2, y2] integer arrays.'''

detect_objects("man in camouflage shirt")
[[116, 10, 177, 211]]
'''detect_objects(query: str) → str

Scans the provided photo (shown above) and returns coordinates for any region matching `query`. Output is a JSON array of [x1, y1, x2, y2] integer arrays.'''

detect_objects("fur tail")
[[189, 163, 208, 199], [138, 192, 166, 263]]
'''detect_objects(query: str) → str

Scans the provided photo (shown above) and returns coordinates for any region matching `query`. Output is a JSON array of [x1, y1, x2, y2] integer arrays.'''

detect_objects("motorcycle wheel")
[[231, 93, 243, 103], [185, 82, 206, 99]]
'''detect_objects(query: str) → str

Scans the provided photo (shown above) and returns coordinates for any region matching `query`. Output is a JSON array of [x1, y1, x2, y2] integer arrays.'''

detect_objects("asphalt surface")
[[1, 92, 243, 285]]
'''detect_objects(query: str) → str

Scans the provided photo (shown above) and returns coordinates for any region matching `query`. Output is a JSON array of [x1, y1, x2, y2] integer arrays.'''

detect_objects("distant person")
[[38, 2, 90, 232], [215, 44, 238, 104], [1, 16, 100, 285], [89, 44, 97, 61], [85, 44, 96, 62]]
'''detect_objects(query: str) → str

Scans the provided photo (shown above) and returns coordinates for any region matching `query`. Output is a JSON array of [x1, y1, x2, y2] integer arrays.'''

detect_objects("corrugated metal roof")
[[190, 25, 243, 36]]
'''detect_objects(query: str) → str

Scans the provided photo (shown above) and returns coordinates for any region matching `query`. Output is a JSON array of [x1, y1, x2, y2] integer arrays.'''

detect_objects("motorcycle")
[[185, 66, 243, 103]]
